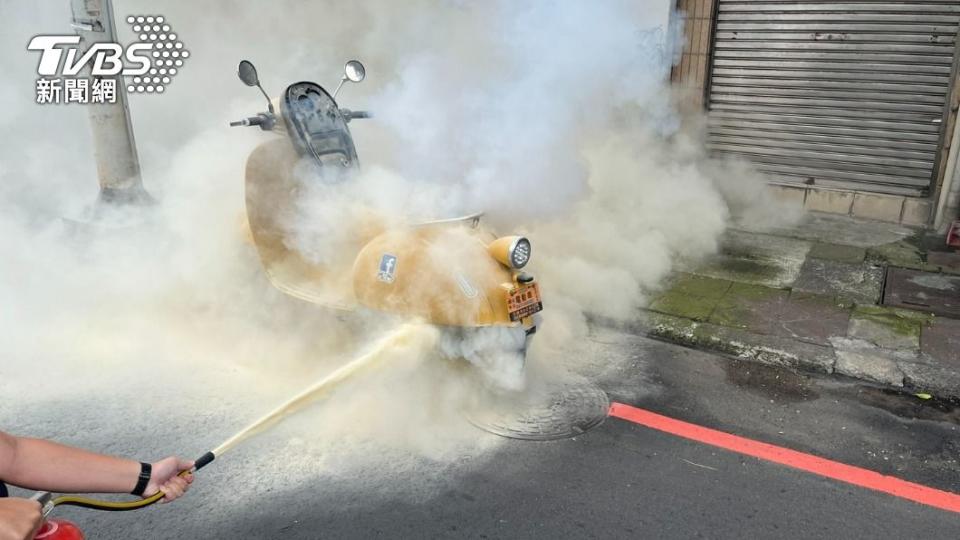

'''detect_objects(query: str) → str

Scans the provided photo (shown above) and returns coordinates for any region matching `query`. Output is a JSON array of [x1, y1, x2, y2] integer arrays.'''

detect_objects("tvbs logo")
[[28, 15, 188, 104], [29, 35, 152, 77]]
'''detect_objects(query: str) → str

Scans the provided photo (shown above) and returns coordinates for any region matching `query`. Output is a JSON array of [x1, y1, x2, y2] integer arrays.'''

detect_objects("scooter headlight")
[[489, 236, 532, 269], [510, 237, 531, 269]]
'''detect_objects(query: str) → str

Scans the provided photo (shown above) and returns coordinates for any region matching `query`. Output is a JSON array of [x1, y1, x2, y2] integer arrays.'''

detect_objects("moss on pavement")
[[850, 305, 933, 338]]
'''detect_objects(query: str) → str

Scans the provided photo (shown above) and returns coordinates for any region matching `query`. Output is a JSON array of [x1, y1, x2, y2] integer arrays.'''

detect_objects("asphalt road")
[[5, 327, 959, 538]]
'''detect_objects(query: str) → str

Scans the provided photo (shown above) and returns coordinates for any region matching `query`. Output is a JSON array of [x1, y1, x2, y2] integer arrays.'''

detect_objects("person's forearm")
[[4, 437, 140, 494]]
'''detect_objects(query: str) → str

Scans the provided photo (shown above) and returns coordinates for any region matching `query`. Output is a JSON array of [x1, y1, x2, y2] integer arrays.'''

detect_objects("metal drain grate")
[[883, 267, 960, 318]]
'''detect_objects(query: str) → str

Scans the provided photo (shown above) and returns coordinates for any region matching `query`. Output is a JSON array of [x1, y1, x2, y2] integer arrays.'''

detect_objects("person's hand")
[[143, 456, 194, 503], [0, 498, 42, 540]]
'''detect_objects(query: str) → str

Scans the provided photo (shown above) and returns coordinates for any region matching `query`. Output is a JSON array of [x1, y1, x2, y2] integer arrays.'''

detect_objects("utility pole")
[[69, 0, 152, 207]]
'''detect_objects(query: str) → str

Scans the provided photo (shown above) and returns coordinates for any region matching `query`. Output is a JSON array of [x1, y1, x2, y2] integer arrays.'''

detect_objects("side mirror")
[[344, 60, 366, 83], [333, 60, 366, 99], [237, 59, 274, 114], [238, 60, 259, 87]]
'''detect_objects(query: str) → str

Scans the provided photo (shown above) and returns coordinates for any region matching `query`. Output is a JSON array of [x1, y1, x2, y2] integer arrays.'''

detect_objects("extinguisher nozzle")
[[194, 451, 216, 471]]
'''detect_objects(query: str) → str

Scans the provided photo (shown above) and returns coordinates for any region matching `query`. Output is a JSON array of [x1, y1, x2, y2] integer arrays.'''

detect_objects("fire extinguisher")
[[30, 493, 84, 540], [30, 491, 86, 540], [33, 519, 85, 540], [29, 452, 214, 539]]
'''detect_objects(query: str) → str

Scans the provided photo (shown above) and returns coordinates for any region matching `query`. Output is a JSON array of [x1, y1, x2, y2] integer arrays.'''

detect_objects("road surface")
[[4, 327, 958, 538]]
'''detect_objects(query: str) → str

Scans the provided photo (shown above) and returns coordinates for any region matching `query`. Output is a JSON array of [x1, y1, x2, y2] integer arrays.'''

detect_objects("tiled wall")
[[768, 184, 932, 227], [671, 0, 716, 110]]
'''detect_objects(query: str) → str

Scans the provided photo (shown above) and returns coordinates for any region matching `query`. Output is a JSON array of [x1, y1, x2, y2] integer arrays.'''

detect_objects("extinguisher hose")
[[50, 451, 216, 512]]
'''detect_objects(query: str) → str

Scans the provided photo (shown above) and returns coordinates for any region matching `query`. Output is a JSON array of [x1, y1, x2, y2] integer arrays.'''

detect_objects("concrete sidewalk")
[[636, 213, 960, 399]]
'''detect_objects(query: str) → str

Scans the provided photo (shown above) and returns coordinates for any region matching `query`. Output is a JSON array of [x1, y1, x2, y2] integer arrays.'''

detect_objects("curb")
[[602, 312, 960, 401]]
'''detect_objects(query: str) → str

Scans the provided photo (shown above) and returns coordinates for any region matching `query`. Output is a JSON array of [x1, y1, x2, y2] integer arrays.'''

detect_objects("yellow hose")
[[49, 468, 192, 511], [46, 325, 427, 513], [51, 491, 163, 511]]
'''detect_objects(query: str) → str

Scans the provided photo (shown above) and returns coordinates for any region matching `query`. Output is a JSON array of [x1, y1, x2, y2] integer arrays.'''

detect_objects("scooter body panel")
[[244, 138, 368, 309], [353, 224, 520, 327]]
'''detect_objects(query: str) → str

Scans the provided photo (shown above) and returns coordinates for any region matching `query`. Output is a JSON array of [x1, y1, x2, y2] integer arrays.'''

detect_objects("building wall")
[[932, 45, 960, 230], [670, 0, 716, 110], [669, 0, 960, 228]]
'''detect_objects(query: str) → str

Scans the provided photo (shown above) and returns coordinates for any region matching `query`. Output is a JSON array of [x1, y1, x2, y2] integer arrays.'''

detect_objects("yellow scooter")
[[230, 59, 542, 378]]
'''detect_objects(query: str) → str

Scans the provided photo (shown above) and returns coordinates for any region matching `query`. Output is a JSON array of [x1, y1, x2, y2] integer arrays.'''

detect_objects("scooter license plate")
[[507, 283, 543, 322]]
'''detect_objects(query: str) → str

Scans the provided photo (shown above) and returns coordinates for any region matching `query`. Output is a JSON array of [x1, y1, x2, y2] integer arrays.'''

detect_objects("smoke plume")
[[0, 0, 798, 478]]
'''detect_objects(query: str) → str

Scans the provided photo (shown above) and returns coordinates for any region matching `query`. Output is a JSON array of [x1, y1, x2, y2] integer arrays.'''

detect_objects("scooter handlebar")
[[340, 109, 372, 122], [229, 116, 264, 127]]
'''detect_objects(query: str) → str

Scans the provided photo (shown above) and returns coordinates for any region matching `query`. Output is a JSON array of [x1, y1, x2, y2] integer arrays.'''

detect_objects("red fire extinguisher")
[[33, 519, 85, 540], [29, 493, 84, 540]]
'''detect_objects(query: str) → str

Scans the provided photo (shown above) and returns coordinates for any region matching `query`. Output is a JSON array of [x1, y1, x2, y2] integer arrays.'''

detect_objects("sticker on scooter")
[[378, 254, 398, 283]]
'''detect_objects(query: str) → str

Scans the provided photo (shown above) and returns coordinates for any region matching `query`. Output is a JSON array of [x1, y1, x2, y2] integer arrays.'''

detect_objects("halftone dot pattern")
[[124, 15, 188, 95]]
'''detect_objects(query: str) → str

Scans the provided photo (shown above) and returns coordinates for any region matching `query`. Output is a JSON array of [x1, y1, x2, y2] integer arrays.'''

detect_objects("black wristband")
[[131, 462, 152, 496]]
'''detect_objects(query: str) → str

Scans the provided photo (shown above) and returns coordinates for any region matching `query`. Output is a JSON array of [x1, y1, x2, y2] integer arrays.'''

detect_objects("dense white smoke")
[[0, 0, 797, 470]]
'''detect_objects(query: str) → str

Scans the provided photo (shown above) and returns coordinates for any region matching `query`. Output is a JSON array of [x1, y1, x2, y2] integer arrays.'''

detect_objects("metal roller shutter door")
[[707, 1, 960, 197]]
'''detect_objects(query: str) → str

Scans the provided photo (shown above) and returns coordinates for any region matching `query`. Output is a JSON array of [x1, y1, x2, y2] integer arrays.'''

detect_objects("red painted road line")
[[608, 402, 960, 515]]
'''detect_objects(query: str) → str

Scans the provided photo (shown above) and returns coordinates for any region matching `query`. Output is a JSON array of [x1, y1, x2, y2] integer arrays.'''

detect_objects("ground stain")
[[708, 249, 783, 283], [908, 274, 959, 292], [854, 386, 960, 424], [723, 360, 819, 402]]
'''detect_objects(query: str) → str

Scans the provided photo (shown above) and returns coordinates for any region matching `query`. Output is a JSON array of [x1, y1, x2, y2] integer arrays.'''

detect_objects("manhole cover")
[[465, 378, 609, 441]]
